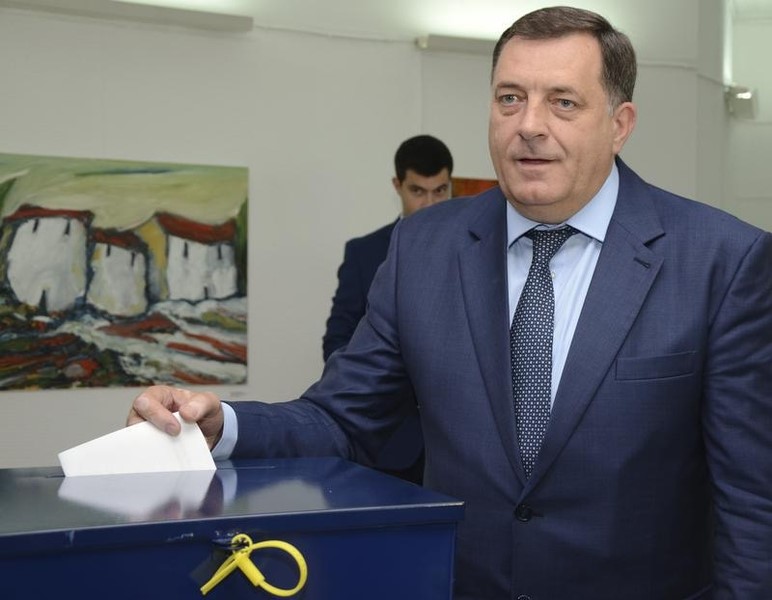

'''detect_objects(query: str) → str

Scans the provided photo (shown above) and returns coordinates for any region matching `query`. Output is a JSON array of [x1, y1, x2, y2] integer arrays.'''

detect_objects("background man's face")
[[393, 168, 451, 217]]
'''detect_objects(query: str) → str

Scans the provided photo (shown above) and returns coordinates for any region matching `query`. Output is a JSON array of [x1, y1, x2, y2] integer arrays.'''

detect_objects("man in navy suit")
[[321, 135, 453, 484], [130, 6, 771, 598], [322, 134, 454, 361]]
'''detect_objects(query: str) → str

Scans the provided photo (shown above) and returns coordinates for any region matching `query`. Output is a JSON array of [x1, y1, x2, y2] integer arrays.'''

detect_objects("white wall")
[[697, 0, 731, 210], [0, 1, 753, 467], [727, 17, 772, 230], [420, 50, 495, 179]]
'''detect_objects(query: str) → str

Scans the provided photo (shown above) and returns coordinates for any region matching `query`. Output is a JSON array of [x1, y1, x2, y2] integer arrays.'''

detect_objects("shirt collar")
[[506, 162, 618, 247]]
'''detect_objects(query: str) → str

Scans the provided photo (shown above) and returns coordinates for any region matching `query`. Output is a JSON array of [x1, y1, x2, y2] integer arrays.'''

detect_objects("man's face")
[[393, 168, 452, 217], [488, 33, 636, 223]]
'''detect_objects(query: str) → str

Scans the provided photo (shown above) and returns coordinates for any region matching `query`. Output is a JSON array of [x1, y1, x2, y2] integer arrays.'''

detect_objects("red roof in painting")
[[156, 212, 236, 244], [3, 203, 94, 224], [91, 228, 146, 251]]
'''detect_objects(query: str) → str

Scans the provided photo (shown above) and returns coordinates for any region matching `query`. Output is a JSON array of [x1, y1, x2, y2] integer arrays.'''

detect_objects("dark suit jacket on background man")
[[323, 221, 396, 361]]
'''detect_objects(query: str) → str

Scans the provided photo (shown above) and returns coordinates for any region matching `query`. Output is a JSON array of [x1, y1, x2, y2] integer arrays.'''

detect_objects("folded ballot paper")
[[58, 412, 216, 477]]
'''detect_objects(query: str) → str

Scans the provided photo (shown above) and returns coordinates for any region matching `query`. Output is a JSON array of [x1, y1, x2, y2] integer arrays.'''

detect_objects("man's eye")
[[556, 99, 576, 109], [499, 94, 519, 105]]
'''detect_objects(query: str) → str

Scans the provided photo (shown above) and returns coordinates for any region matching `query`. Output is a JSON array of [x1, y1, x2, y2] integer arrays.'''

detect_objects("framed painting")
[[0, 153, 248, 390]]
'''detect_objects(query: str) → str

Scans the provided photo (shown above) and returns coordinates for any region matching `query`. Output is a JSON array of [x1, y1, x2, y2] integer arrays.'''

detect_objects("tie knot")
[[526, 226, 577, 264]]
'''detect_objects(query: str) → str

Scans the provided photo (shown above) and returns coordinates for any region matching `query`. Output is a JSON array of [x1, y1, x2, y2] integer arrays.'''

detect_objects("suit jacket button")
[[515, 503, 533, 522], [516, 595, 532, 600]]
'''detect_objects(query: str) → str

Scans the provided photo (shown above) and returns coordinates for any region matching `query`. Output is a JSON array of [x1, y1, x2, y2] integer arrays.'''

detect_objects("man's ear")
[[612, 101, 637, 154], [391, 176, 402, 193]]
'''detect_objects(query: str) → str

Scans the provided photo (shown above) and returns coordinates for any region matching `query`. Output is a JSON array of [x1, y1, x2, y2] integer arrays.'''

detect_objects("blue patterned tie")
[[511, 226, 577, 478]]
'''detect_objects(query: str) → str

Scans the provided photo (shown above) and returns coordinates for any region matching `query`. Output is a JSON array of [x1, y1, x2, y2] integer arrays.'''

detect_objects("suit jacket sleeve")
[[703, 229, 772, 596]]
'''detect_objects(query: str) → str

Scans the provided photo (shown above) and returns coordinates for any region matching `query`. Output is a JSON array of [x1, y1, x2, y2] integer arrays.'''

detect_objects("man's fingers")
[[127, 386, 185, 435], [178, 391, 224, 448], [126, 386, 223, 446]]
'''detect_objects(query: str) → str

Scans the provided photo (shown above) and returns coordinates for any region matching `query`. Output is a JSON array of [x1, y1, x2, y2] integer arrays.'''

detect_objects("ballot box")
[[0, 457, 463, 599]]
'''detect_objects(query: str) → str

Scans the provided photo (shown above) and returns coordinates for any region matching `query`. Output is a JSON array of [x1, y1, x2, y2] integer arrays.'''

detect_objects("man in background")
[[322, 134, 453, 360], [321, 134, 453, 484]]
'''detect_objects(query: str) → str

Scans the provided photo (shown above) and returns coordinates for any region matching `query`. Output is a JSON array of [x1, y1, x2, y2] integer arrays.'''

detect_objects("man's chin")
[[504, 192, 569, 222], [505, 185, 559, 208]]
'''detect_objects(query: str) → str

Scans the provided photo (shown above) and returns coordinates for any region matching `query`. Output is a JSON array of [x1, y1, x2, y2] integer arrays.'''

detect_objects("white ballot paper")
[[58, 412, 216, 477]]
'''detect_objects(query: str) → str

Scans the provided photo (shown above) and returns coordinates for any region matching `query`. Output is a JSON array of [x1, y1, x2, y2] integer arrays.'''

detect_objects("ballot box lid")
[[0, 457, 463, 556]]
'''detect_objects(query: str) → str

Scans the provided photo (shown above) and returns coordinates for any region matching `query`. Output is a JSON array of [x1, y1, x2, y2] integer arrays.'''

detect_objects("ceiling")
[[111, 0, 772, 40]]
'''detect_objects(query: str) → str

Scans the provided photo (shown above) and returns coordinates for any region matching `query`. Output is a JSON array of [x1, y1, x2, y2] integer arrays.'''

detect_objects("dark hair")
[[394, 135, 454, 182], [491, 6, 637, 107]]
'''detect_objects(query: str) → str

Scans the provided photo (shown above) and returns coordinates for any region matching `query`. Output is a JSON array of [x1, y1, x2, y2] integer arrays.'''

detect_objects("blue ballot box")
[[0, 457, 463, 599]]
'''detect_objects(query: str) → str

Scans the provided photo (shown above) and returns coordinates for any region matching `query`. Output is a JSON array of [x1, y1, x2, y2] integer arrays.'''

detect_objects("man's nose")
[[519, 101, 548, 140]]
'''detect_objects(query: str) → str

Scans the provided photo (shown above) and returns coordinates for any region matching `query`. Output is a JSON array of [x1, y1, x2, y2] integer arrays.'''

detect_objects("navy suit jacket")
[[323, 220, 396, 361], [232, 160, 772, 599]]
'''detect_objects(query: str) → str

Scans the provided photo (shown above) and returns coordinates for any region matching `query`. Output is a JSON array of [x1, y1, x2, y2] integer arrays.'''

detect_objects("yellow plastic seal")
[[200, 533, 308, 596]]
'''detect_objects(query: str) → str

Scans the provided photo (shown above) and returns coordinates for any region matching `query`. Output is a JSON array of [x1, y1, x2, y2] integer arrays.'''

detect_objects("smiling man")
[[128, 7, 772, 599]]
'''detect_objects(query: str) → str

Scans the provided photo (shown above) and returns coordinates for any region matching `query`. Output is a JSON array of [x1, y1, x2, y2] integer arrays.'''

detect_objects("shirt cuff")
[[211, 401, 237, 460]]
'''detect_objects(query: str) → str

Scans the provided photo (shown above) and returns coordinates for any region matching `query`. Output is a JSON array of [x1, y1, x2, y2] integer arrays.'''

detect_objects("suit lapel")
[[529, 161, 666, 485], [458, 189, 527, 483]]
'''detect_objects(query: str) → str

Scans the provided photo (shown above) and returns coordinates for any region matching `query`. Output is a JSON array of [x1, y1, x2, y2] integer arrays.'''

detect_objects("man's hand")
[[127, 385, 224, 449]]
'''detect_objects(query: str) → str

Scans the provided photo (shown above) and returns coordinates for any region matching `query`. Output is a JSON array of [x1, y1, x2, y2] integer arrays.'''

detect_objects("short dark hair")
[[491, 6, 637, 107], [394, 135, 454, 182]]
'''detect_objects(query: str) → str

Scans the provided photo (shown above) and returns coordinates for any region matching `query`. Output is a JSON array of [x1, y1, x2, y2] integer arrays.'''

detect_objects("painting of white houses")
[[87, 228, 149, 317], [156, 213, 237, 302], [4, 205, 93, 313], [0, 152, 248, 391]]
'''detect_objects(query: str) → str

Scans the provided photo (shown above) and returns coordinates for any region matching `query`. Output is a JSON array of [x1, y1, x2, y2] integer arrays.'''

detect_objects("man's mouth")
[[517, 158, 552, 165]]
